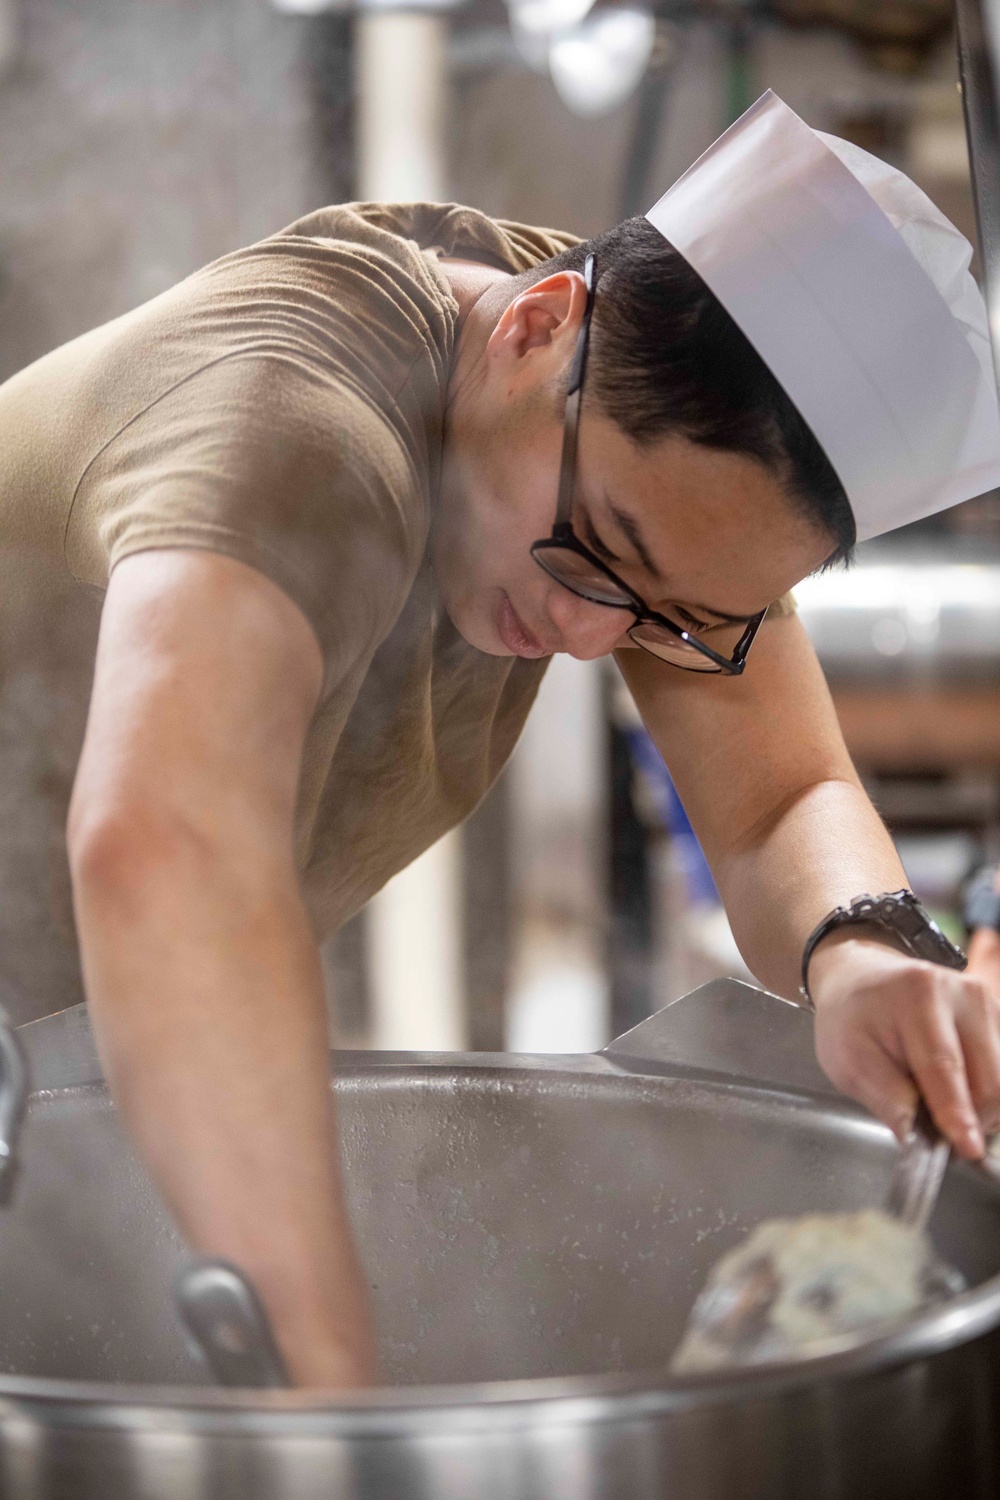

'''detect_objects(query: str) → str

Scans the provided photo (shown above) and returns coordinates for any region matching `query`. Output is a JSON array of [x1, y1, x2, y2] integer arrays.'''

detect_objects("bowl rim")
[[1, 1271, 1000, 1434]]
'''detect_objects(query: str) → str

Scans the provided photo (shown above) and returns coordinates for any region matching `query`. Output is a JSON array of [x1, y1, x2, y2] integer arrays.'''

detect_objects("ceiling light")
[[505, 0, 596, 71], [548, 7, 655, 117]]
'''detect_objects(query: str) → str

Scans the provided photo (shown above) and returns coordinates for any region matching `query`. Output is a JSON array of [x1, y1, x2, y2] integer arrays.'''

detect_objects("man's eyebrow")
[[605, 497, 762, 624], [607, 501, 662, 580]]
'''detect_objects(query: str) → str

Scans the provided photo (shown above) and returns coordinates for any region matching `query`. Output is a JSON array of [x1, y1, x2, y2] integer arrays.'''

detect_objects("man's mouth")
[[497, 593, 553, 659]]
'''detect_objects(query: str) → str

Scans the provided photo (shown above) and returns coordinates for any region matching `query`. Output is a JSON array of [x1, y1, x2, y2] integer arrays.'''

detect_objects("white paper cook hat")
[[645, 90, 1000, 543]]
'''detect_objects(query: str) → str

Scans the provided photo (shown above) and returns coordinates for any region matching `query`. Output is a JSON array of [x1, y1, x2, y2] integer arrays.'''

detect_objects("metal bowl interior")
[[3, 1046, 1000, 1404]]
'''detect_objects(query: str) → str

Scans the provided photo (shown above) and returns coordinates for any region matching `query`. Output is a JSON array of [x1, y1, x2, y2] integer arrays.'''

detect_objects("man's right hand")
[[68, 549, 375, 1388]]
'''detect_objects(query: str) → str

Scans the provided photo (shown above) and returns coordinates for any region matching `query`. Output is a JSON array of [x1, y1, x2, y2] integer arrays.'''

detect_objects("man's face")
[[434, 272, 834, 662]]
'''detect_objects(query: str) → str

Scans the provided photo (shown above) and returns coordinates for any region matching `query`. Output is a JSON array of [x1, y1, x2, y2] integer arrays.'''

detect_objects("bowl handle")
[[0, 1007, 28, 1205]]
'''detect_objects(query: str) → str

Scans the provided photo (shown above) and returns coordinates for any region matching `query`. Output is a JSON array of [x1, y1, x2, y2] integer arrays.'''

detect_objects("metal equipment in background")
[[957, 0, 1000, 390], [3, 986, 1000, 1498], [775, 0, 953, 73]]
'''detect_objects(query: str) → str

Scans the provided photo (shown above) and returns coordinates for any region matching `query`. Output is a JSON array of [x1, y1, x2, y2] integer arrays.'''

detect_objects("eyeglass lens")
[[534, 544, 750, 671], [533, 544, 634, 608]]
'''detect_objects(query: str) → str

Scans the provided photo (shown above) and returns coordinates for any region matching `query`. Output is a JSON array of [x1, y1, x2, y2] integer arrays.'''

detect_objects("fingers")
[[902, 997, 984, 1160], [811, 942, 1000, 1160], [822, 1034, 918, 1144]]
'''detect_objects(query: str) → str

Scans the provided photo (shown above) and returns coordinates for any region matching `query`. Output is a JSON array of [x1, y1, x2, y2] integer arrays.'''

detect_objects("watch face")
[[859, 892, 966, 968], [803, 888, 968, 1007]]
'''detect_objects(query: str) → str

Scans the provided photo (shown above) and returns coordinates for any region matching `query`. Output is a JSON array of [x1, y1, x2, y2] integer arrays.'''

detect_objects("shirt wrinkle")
[[0, 199, 576, 1020]]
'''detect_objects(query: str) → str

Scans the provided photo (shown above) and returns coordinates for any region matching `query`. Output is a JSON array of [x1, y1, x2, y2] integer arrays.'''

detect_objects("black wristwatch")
[[800, 889, 967, 1010], [963, 865, 1000, 937]]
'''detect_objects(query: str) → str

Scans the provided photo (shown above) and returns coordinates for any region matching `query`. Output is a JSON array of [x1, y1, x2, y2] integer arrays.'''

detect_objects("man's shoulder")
[[267, 201, 582, 276]]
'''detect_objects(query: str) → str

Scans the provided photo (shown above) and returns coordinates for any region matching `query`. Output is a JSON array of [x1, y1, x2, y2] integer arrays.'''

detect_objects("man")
[[1, 92, 999, 1387]]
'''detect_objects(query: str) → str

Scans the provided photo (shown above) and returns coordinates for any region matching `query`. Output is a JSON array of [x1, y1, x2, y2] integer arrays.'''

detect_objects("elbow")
[[68, 793, 214, 918]]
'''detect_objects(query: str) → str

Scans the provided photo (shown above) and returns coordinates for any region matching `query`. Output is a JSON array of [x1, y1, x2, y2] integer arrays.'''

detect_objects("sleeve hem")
[[106, 522, 330, 667]]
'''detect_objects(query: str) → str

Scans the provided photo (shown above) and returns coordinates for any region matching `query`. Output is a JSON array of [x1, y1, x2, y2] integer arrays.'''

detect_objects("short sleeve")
[[765, 590, 797, 619], [66, 353, 426, 688]]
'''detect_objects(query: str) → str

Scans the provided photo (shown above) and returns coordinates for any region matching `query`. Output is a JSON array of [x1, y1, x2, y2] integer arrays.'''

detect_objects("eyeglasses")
[[529, 253, 766, 674]]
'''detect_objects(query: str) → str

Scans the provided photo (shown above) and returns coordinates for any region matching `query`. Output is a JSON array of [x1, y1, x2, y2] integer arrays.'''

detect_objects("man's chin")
[[440, 596, 509, 657]]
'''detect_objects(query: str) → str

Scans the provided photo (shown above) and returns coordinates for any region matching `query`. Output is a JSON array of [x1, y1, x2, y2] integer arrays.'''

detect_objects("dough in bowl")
[[672, 1209, 964, 1373]]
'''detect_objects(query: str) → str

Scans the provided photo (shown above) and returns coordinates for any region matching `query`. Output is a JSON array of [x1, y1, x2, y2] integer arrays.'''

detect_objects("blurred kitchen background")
[[1, 0, 997, 1053]]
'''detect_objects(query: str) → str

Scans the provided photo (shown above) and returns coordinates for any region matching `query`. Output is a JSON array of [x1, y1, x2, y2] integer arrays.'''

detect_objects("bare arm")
[[69, 549, 374, 1387], [619, 614, 1000, 1159]]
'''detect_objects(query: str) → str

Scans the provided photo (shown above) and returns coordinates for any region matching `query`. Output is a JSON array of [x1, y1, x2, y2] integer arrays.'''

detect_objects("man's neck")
[[439, 259, 513, 419], [438, 257, 510, 324]]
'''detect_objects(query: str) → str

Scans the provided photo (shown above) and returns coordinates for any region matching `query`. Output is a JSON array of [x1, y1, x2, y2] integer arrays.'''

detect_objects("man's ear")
[[487, 270, 589, 370]]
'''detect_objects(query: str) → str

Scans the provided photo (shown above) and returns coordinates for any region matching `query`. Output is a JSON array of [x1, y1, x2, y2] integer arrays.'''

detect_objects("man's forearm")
[[71, 821, 374, 1388], [619, 623, 998, 1157], [714, 775, 907, 999]]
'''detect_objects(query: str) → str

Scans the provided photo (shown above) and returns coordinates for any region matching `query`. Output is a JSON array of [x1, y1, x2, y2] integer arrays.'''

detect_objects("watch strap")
[[800, 889, 967, 1010]]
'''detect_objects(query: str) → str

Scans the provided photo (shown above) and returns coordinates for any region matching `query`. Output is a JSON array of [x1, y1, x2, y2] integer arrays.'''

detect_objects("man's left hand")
[[809, 935, 1000, 1160]]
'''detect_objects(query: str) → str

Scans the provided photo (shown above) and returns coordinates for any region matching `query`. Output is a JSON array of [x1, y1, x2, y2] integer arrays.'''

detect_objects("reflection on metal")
[[957, 0, 1000, 392], [0, 1008, 27, 1206]]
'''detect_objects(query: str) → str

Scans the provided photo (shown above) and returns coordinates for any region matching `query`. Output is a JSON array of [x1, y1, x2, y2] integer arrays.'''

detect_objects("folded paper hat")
[[646, 91, 1000, 543]]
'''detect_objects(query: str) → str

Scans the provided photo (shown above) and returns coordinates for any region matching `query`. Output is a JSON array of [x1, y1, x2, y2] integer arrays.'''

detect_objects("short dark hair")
[[529, 217, 856, 565]]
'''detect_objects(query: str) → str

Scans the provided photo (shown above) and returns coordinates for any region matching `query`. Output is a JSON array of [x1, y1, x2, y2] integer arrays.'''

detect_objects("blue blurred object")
[[623, 726, 720, 906]]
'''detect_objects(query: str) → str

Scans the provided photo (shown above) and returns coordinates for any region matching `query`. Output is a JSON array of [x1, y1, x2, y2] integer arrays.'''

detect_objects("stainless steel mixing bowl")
[[1, 978, 999, 1499]]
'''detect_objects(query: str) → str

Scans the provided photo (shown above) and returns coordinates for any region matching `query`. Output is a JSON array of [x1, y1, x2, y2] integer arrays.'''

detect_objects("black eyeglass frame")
[[528, 253, 767, 675]]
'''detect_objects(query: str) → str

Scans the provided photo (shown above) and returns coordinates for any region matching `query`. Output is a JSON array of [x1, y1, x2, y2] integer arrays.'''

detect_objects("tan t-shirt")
[[0, 202, 793, 1024], [0, 202, 578, 1022]]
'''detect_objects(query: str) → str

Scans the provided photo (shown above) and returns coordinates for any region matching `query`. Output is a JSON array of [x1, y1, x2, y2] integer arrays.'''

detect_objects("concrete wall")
[[0, 0, 328, 382]]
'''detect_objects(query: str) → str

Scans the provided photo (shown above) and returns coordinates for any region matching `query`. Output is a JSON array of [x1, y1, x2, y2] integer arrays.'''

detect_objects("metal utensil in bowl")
[[174, 1258, 289, 1389], [886, 1101, 951, 1230], [0, 1005, 28, 1206]]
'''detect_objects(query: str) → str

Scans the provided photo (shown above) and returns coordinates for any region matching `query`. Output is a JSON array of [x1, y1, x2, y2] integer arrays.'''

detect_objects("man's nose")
[[547, 587, 630, 660]]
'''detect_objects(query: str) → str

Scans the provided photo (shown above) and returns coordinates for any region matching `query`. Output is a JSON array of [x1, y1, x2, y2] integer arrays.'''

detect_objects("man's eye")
[[583, 518, 618, 562], [676, 608, 712, 634]]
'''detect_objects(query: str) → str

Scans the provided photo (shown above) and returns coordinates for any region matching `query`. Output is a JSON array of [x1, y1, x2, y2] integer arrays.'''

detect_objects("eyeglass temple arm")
[[554, 254, 596, 530]]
